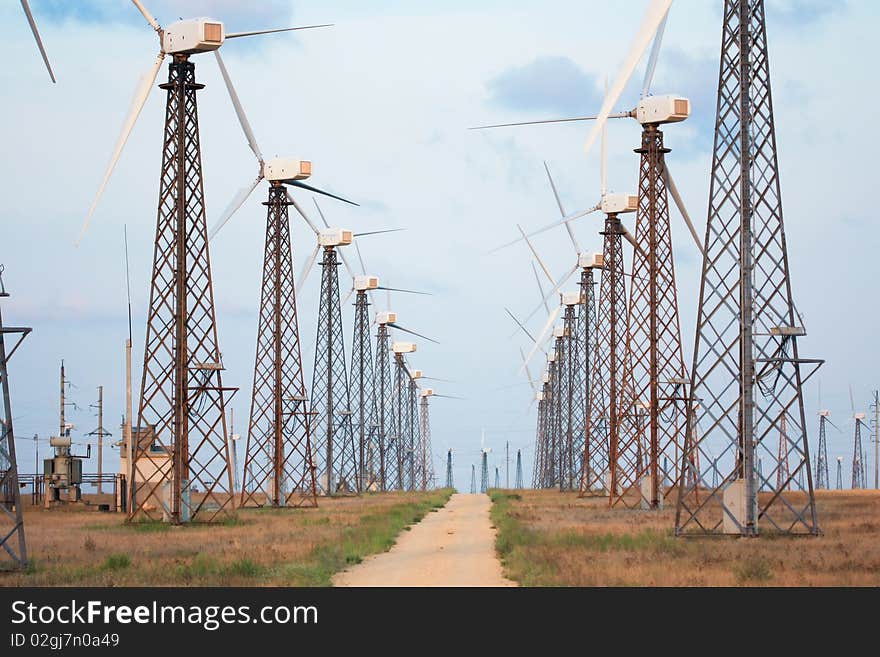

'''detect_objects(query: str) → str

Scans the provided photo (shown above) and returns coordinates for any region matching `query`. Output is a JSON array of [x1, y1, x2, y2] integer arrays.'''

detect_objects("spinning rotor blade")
[[543, 161, 580, 253], [214, 50, 263, 162], [20, 0, 55, 83], [377, 286, 431, 296], [490, 205, 600, 253], [521, 305, 561, 373], [641, 10, 669, 98], [387, 323, 439, 345], [78, 52, 165, 245], [505, 307, 544, 352], [226, 24, 333, 39], [296, 245, 321, 294], [582, 0, 673, 158], [131, 0, 161, 32], [530, 261, 551, 315], [621, 226, 646, 257], [286, 189, 320, 234], [354, 229, 406, 238], [469, 113, 630, 131], [209, 175, 263, 240], [341, 288, 355, 306], [664, 167, 704, 255], [285, 180, 359, 206], [522, 264, 579, 325], [518, 225, 555, 285], [354, 240, 367, 274]]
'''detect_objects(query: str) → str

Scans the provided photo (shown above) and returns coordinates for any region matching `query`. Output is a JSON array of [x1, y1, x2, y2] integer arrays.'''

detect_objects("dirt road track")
[[333, 493, 515, 587]]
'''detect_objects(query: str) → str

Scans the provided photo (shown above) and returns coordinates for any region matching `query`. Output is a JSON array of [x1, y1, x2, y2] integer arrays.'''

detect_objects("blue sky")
[[1, 0, 877, 490]]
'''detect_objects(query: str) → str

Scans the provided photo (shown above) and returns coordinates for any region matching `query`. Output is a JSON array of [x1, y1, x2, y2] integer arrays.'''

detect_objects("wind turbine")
[[76, 0, 331, 524], [417, 387, 462, 491], [19, 0, 56, 82], [850, 386, 867, 489]]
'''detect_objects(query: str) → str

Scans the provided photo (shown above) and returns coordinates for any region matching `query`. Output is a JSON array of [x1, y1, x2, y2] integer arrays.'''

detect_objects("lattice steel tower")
[[131, 56, 236, 523], [351, 281, 379, 492], [311, 244, 358, 495], [240, 183, 317, 509], [815, 410, 830, 490], [616, 120, 689, 510], [675, 0, 820, 535], [470, 464, 476, 494], [480, 450, 489, 494], [445, 448, 453, 489], [0, 267, 30, 567], [851, 413, 867, 490], [515, 449, 524, 489], [374, 315, 394, 490], [419, 390, 435, 491]]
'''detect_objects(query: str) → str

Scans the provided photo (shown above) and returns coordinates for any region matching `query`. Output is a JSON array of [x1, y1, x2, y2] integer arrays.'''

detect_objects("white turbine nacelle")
[[855, 412, 866, 420], [541, 372, 550, 383], [319, 228, 353, 247], [635, 95, 690, 125], [818, 410, 831, 417], [553, 325, 567, 338], [547, 352, 556, 362], [376, 311, 397, 325], [601, 193, 638, 215], [535, 391, 544, 402], [162, 19, 225, 55], [411, 369, 423, 379], [579, 252, 604, 269], [562, 291, 581, 306], [354, 275, 379, 291], [392, 341, 417, 354], [421, 388, 434, 398], [263, 157, 311, 182]]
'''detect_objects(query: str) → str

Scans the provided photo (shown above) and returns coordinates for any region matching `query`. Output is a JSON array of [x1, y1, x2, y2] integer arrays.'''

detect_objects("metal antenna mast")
[[239, 183, 317, 508], [515, 449, 524, 489], [675, 0, 820, 535], [0, 266, 31, 567], [445, 448, 453, 489], [311, 245, 358, 495]]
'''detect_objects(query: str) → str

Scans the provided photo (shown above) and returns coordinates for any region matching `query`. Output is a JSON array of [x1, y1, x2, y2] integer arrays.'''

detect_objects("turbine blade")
[[641, 10, 669, 98], [387, 323, 439, 345], [338, 247, 357, 282], [226, 24, 333, 39], [850, 384, 855, 416], [342, 287, 354, 306], [505, 307, 543, 352], [434, 394, 465, 400], [286, 189, 320, 234], [77, 52, 164, 245], [664, 167, 705, 255], [543, 161, 580, 254], [469, 113, 629, 130], [530, 261, 551, 315], [601, 76, 608, 196], [522, 264, 578, 324], [519, 346, 538, 393], [296, 245, 321, 295], [377, 286, 431, 296], [286, 180, 359, 206], [353, 240, 367, 274], [131, 0, 161, 32], [518, 225, 555, 285], [621, 226, 646, 258], [489, 205, 601, 253], [20, 0, 56, 83], [209, 175, 262, 240], [354, 228, 406, 237], [521, 306, 561, 374], [583, 0, 673, 158], [214, 50, 263, 163], [312, 198, 330, 228]]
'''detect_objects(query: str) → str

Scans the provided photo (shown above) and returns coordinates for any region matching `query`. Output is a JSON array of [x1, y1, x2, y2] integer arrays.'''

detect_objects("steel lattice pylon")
[[240, 184, 317, 509], [559, 303, 581, 490], [407, 378, 420, 490], [131, 58, 236, 523], [675, 0, 820, 536], [470, 464, 476, 494], [0, 271, 30, 568], [480, 451, 489, 494], [615, 125, 689, 509], [515, 449, 524, 489], [851, 419, 865, 489], [815, 414, 829, 490], [310, 247, 358, 495], [351, 291, 379, 491], [580, 214, 628, 497], [532, 389, 547, 488], [419, 396, 435, 490], [545, 357, 559, 488], [572, 266, 597, 490], [445, 449, 453, 489], [374, 322, 394, 490], [390, 353, 410, 490]]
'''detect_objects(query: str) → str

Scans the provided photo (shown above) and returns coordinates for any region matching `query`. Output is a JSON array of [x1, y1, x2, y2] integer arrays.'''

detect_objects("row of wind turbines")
[[20, 0, 454, 522]]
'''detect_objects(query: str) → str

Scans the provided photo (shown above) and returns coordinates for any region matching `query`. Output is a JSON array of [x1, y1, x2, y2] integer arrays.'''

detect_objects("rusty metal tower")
[[237, 183, 317, 508], [351, 283, 379, 492], [418, 391, 434, 491], [851, 414, 867, 490], [480, 449, 489, 494], [390, 343, 416, 490], [310, 243, 358, 495], [675, 0, 820, 535], [0, 267, 30, 567], [815, 411, 830, 490], [445, 448, 453, 489], [374, 316, 394, 490], [515, 449, 524, 489]]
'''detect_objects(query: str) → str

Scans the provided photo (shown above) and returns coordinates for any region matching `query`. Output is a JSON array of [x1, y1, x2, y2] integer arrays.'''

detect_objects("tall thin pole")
[[874, 391, 879, 489], [123, 225, 133, 513], [97, 386, 104, 493], [505, 440, 509, 489]]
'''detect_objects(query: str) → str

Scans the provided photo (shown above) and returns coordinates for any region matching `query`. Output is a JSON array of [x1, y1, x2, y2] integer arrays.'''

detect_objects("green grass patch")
[[102, 553, 131, 571], [285, 488, 454, 586], [734, 556, 773, 583]]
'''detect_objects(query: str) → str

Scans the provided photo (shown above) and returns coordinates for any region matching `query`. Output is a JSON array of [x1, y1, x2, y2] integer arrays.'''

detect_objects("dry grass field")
[[1, 489, 452, 586], [490, 489, 880, 586]]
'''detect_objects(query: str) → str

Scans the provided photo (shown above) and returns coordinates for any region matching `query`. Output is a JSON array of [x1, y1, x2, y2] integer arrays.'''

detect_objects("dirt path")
[[333, 493, 515, 587]]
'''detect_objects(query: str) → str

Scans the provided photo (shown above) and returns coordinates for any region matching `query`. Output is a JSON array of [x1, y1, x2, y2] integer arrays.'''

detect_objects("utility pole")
[[87, 386, 111, 494], [505, 440, 509, 489], [873, 391, 879, 489]]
